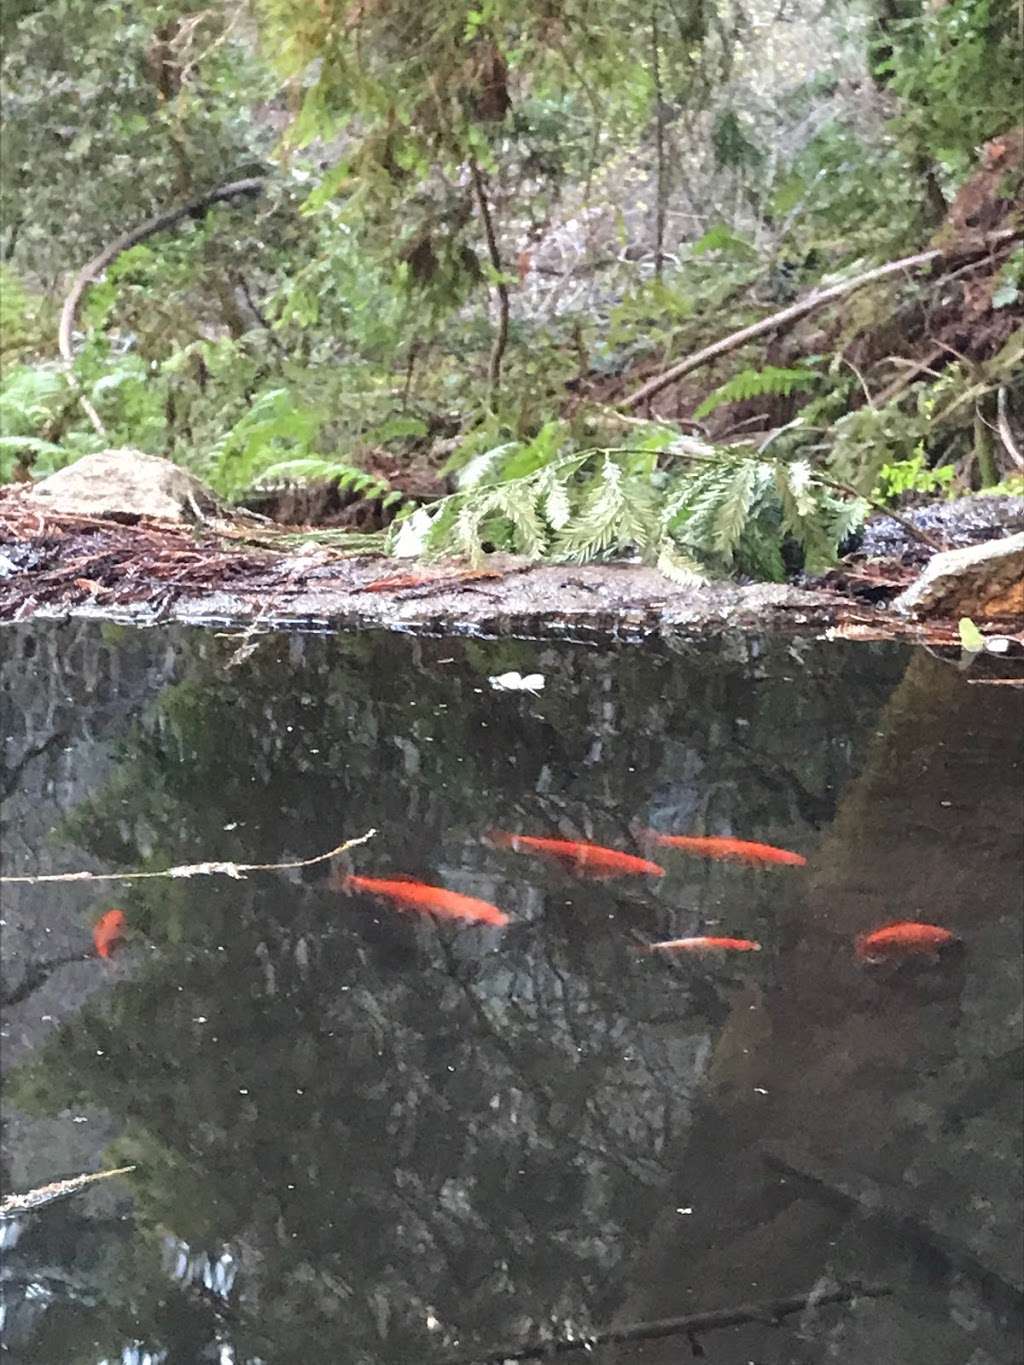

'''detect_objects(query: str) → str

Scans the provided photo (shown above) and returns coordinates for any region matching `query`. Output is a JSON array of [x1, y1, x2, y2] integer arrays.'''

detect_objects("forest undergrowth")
[[1, 0, 1021, 581]]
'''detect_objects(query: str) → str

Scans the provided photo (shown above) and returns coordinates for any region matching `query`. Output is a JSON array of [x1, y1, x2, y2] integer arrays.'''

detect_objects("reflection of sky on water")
[[0, 623, 1020, 1364]]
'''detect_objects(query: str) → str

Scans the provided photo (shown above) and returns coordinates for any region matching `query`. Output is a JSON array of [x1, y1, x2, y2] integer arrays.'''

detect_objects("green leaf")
[[690, 226, 757, 260], [958, 617, 985, 653]]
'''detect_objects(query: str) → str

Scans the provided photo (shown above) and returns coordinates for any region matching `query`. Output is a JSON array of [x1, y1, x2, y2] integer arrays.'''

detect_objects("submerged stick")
[[1, 1166, 136, 1219], [0, 829, 376, 886], [445, 1281, 891, 1363]]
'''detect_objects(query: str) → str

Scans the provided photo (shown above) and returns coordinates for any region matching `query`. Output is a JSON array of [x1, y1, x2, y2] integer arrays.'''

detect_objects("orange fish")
[[342, 875, 509, 926], [855, 921, 959, 963], [646, 833, 807, 867], [93, 909, 126, 959], [486, 831, 665, 879], [643, 936, 762, 954]]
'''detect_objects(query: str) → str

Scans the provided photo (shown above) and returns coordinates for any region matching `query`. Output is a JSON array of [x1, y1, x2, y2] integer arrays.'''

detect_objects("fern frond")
[[710, 459, 762, 561], [258, 455, 404, 509], [454, 501, 486, 565], [694, 366, 819, 420], [554, 457, 628, 560], [457, 442, 520, 490], [491, 484, 548, 557], [829, 494, 870, 546], [542, 475, 572, 531], [777, 459, 817, 519], [655, 541, 707, 585]]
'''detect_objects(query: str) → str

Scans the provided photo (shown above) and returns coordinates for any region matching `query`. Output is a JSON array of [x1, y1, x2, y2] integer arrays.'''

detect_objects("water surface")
[[1, 623, 1021, 1364]]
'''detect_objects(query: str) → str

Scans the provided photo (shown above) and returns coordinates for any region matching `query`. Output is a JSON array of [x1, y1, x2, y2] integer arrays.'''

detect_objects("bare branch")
[[620, 230, 1022, 411], [57, 177, 267, 436], [996, 386, 1024, 470], [445, 1281, 891, 1363], [0, 829, 375, 886], [470, 159, 510, 409]]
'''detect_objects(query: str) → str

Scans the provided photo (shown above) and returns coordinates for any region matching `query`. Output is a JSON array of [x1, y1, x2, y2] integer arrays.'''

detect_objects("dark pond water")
[[1, 621, 1021, 1365]]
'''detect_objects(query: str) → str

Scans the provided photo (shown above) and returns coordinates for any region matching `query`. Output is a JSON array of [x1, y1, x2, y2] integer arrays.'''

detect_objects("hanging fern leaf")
[[397, 442, 863, 582], [709, 459, 763, 561], [457, 442, 520, 490], [829, 493, 871, 547], [694, 366, 819, 420], [777, 458, 818, 518], [656, 542, 707, 585], [454, 500, 487, 564], [554, 457, 626, 559], [491, 483, 548, 557], [543, 475, 573, 532]]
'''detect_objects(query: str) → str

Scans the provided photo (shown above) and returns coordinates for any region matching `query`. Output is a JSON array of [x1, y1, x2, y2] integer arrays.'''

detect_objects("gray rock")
[[25, 450, 224, 523], [893, 532, 1024, 618]]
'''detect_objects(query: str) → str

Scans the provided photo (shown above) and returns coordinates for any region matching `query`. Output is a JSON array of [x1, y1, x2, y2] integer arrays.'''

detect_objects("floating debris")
[[0, 1166, 136, 1219]]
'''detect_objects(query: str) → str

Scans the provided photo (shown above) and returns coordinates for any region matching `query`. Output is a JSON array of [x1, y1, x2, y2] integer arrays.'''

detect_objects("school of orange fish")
[[91, 830, 961, 967]]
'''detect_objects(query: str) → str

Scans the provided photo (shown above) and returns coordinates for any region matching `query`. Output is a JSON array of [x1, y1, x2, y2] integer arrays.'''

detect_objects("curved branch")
[[620, 229, 1023, 411], [57, 177, 267, 435]]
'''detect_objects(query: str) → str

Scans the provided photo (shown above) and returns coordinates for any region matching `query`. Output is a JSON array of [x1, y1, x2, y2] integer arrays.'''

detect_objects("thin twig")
[[814, 472, 944, 551], [650, 1, 667, 281], [594, 405, 711, 438], [0, 829, 375, 886], [996, 386, 1024, 470], [620, 229, 1022, 410], [470, 159, 510, 409], [444, 1282, 891, 1363]]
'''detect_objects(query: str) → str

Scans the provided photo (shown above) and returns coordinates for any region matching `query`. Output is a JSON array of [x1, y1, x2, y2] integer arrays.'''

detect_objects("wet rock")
[[893, 533, 1024, 619], [25, 450, 224, 523], [858, 495, 1024, 564]]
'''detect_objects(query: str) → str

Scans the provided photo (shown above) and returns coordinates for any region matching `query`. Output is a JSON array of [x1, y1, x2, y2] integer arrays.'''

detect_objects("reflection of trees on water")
[[1, 625, 903, 1362]]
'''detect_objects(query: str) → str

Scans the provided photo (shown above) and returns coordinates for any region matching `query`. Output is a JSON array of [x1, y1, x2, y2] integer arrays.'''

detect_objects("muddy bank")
[[1, 485, 1021, 646]]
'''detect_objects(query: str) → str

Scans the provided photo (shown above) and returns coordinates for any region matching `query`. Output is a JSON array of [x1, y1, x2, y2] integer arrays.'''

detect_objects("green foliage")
[[958, 616, 985, 652], [992, 247, 1023, 310], [255, 456, 408, 510], [877, 0, 1022, 184], [694, 366, 820, 420], [1, 0, 1017, 578], [0, 267, 53, 363], [873, 454, 956, 504], [390, 435, 866, 579], [1, 0, 276, 285]]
